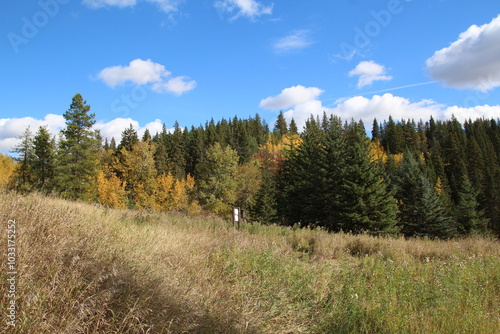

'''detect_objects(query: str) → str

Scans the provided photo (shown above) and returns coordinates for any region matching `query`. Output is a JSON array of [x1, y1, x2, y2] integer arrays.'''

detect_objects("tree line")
[[3, 93, 500, 238]]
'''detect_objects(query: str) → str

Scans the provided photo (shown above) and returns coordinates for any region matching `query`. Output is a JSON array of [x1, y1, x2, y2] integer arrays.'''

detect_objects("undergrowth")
[[1, 191, 499, 333]]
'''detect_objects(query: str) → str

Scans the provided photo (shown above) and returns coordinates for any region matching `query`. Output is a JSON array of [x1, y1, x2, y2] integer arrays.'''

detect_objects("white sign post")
[[233, 207, 240, 229]]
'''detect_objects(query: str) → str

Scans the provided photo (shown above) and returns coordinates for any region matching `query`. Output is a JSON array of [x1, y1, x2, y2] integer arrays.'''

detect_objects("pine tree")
[[55, 94, 100, 201], [32, 125, 56, 191], [11, 127, 34, 192]]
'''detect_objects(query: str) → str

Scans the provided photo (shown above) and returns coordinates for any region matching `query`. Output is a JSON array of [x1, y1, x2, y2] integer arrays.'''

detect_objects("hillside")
[[1, 191, 499, 333]]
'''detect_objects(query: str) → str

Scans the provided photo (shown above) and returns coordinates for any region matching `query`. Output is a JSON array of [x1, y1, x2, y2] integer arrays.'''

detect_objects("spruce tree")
[[289, 118, 299, 135], [396, 152, 456, 238], [118, 124, 139, 152], [11, 127, 34, 192], [32, 125, 56, 191], [335, 120, 398, 234], [371, 118, 380, 141], [454, 171, 488, 235], [55, 93, 99, 200], [274, 111, 288, 137]]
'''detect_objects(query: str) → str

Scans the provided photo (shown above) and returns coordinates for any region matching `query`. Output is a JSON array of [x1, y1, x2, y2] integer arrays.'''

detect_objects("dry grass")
[[1, 191, 499, 333]]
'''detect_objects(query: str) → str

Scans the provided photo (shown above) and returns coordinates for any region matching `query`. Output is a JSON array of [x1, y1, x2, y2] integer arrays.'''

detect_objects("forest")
[[2, 93, 500, 238]]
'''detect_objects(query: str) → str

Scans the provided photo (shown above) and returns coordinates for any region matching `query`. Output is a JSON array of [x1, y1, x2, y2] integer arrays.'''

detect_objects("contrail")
[[358, 81, 438, 95], [324, 81, 438, 105]]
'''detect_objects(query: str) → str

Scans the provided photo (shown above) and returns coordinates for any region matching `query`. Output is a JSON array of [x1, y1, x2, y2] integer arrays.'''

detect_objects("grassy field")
[[1, 191, 499, 333]]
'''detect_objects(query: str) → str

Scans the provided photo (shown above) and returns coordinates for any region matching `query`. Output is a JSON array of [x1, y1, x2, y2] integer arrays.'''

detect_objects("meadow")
[[1, 191, 499, 333]]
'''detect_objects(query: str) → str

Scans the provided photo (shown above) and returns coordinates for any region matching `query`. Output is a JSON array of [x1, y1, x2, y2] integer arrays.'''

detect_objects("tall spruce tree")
[[335, 120, 398, 235], [11, 127, 34, 192], [277, 116, 329, 227], [396, 152, 456, 238], [274, 111, 288, 137], [32, 125, 56, 191], [55, 93, 99, 200]]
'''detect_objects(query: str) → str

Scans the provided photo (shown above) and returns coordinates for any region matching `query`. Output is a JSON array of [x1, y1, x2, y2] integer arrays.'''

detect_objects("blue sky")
[[1, 0, 500, 153]]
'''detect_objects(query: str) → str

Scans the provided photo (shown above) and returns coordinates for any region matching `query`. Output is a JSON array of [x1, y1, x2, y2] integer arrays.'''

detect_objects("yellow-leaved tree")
[[119, 141, 157, 210], [97, 170, 128, 209], [0, 154, 15, 189]]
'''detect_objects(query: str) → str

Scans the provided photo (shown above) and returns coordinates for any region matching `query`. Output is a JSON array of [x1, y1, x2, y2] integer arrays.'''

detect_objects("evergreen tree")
[[118, 124, 139, 152], [11, 127, 34, 192], [396, 152, 456, 238], [142, 128, 152, 142], [372, 118, 380, 141], [55, 93, 99, 200], [110, 137, 117, 151], [32, 125, 56, 191], [167, 121, 186, 179], [289, 118, 299, 135], [454, 171, 489, 235], [277, 116, 329, 227], [336, 120, 398, 234], [383, 116, 404, 154], [274, 111, 288, 137]]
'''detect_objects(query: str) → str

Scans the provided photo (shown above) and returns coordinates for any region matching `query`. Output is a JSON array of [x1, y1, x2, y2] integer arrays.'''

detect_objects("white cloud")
[[0, 115, 171, 154], [98, 59, 170, 88], [273, 29, 313, 54], [94, 117, 166, 142], [259, 85, 324, 110], [215, 0, 273, 21], [83, 0, 183, 13], [0, 114, 65, 154], [152, 76, 197, 95], [443, 105, 500, 121], [331, 94, 442, 125], [349, 60, 392, 89], [97, 58, 196, 95], [426, 15, 500, 92], [260, 86, 500, 132]]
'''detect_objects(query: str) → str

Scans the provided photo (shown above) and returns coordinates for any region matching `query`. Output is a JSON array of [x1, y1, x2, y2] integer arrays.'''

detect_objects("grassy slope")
[[1, 191, 499, 333]]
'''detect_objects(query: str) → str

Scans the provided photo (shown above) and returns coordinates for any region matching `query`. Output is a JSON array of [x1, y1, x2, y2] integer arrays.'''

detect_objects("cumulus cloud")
[[259, 86, 500, 132], [215, 0, 273, 21], [98, 59, 170, 88], [426, 15, 500, 92], [94, 117, 166, 142], [152, 76, 197, 96], [349, 60, 393, 89], [97, 59, 196, 96], [273, 29, 314, 54], [83, 0, 183, 13], [0, 115, 170, 154], [0, 114, 65, 154], [259, 85, 324, 110]]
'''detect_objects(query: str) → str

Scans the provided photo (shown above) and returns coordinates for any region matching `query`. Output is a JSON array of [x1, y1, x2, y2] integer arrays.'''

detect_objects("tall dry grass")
[[1, 191, 499, 333]]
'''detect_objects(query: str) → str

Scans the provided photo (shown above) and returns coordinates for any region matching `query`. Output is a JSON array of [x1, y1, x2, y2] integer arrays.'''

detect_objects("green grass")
[[1, 191, 499, 333]]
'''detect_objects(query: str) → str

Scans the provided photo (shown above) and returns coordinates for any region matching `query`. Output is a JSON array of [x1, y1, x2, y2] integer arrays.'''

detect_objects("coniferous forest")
[[3, 93, 500, 238]]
